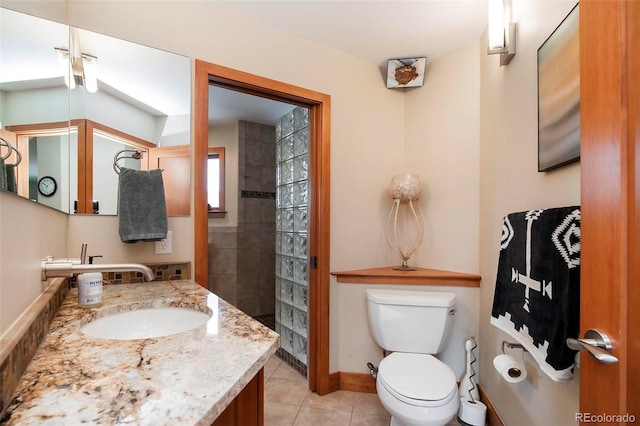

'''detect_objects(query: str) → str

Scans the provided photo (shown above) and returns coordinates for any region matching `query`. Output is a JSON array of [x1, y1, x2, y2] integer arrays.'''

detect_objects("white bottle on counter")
[[78, 255, 103, 308]]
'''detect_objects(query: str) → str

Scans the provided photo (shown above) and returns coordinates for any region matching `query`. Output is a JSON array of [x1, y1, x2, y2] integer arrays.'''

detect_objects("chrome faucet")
[[41, 256, 155, 281]]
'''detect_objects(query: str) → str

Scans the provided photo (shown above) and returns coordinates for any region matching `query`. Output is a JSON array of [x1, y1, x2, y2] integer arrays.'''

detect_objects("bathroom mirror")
[[0, 8, 191, 215]]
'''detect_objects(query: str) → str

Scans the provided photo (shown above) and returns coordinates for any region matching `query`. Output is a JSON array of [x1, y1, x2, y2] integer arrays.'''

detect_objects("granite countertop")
[[2, 280, 279, 425]]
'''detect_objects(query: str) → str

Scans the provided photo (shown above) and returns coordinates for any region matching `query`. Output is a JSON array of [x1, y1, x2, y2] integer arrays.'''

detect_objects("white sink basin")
[[81, 307, 211, 340]]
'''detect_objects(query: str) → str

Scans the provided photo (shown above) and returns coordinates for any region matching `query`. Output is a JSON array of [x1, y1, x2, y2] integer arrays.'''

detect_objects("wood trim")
[[478, 384, 504, 426], [89, 120, 155, 149], [193, 60, 332, 396], [335, 374, 503, 426], [328, 372, 341, 394], [337, 371, 376, 393], [85, 119, 155, 214], [309, 89, 332, 395], [83, 120, 94, 214], [205, 63, 329, 106], [6, 119, 155, 214], [332, 266, 481, 287], [15, 134, 29, 199], [207, 146, 226, 214], [6, 120, 84, 207], [5, 120, 74, 134], [194, 60, 210, 288]]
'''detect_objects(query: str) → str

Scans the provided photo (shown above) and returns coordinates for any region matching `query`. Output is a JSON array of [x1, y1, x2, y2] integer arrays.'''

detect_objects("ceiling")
[[209, 0, 489, 125], [212, 0, 488, 66], [1, 2, 489, 126]]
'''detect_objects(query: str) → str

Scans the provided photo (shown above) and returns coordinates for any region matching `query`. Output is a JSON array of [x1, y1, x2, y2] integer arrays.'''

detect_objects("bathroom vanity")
[[2, 280, 279, 425]]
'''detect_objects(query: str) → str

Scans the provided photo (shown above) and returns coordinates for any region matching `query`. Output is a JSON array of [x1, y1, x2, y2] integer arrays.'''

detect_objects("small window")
[[207, 147, 225, 217]]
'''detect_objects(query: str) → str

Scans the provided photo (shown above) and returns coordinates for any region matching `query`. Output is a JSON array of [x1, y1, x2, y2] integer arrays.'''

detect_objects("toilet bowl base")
[[377, 377, 458, 426]]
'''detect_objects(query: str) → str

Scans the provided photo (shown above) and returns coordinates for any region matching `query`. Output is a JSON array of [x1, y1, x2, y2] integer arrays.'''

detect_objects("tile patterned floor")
[[264, 355, 391, 426], [264, 354, 465, 426]]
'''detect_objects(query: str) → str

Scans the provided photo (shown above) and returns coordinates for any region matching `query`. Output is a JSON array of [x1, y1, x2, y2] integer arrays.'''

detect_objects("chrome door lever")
[[566, 329, 618, 364]]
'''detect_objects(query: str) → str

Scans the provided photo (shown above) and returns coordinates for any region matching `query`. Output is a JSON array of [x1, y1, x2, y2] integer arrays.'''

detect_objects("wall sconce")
[[487, 0, 516, 66], [81, 54, 98, 93], [55, 47, 98, 93], [386, 174, 425, 271]]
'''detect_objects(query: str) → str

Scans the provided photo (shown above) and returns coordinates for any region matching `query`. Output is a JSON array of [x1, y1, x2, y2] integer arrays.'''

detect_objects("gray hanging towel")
[[490, 206, 581, 381], [5, 164, 17, 193], [118, 167, 168, 243], [0, 157, 6, 191]]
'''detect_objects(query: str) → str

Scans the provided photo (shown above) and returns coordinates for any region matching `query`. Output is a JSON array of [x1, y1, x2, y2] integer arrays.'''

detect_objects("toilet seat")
[[378, 353, 458, 407]]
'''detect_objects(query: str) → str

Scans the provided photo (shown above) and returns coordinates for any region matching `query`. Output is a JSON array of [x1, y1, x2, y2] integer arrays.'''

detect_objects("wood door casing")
[[149, 145, 191, 216], [194, 60, 333, 395], [580, 0, 639, 418], [6, 119, 156, 214]]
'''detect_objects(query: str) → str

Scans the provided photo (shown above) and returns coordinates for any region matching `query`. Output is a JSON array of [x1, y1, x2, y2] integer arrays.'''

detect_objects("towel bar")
[[113, 149, 145, 174]]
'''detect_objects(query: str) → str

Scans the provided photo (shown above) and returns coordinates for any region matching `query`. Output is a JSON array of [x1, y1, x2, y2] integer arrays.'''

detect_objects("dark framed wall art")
[[537, 4, 580, 172]]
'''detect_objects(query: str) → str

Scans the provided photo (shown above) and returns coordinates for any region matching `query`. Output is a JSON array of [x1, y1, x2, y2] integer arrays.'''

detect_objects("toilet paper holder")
[[501, 341, 528, 354], [495, 341, 528, 383]]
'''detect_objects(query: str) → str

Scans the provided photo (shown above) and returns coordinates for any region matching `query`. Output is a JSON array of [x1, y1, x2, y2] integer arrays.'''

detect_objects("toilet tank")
[[366, 289, 456, 354]]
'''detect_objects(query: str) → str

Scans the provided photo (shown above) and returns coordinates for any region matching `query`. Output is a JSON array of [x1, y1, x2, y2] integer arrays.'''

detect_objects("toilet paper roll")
[[458, 397, 487, 426], [493, 354, 527, 383]]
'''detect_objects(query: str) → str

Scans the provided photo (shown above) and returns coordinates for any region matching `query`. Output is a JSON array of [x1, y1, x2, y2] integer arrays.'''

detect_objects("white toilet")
[[366, 289, 459, 426]]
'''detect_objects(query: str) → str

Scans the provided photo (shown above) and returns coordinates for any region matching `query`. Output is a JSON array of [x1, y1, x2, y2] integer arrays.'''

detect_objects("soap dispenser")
[[78, 255, 103, 308]]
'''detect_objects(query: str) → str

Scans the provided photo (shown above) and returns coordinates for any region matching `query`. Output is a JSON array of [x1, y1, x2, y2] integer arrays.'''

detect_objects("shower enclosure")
[[275, 106, 310, 376]]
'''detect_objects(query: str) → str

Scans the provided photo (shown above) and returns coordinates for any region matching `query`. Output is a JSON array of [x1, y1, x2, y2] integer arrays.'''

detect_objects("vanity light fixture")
[[54, 47, 98, 93], [487, 0, 517, 66], [81, 54, 98, 93], [55, 47, 75, 90]]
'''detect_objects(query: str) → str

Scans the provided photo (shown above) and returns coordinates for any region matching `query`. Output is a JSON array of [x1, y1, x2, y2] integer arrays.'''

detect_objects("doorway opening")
[[194, 60, 333, 395], [205, 93, 310, 376]]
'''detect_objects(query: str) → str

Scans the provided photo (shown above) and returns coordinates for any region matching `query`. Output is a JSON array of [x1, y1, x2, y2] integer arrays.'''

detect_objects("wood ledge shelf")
[[331, 266, 481, 287]]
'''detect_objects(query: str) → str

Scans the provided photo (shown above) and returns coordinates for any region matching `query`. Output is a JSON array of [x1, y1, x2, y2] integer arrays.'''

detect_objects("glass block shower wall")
[[275, 106, 309, 374]]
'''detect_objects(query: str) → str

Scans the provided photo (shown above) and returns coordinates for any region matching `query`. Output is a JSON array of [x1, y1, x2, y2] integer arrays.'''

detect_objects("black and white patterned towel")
[[491, 206, 581, 381]]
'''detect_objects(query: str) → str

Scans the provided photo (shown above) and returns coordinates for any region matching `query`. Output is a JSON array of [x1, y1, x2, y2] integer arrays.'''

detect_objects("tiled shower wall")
[[208, 121, 276, 318]]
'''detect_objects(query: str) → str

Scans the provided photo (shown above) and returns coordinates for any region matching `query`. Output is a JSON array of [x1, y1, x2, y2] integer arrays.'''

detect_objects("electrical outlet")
[[155, 231, 172, 254]]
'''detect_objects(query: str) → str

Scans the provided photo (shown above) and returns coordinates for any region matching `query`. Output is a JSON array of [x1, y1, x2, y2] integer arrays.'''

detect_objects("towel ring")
[[113, 149, 145, 174], [0, 137, 13, 161], [7, 146, 22, 166]]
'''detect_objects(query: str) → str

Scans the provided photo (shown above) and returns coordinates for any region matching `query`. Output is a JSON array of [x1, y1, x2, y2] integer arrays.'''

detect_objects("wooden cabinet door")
[[212, 369, 264, 426], [148, 145, 191, 216]]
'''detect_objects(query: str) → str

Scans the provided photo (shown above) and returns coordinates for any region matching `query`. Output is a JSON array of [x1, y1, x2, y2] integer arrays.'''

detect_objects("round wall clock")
[[38, 176, 57, 197]]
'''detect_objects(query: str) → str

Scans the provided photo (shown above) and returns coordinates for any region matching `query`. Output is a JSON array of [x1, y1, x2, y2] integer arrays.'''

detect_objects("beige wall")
[[479, 0, 580, 424], [336, 43, 482, 378], [208, 121, 240, 228], [405, 42, 481, 274], [0, 193, 67, 336], [66, 216, 193, 264]]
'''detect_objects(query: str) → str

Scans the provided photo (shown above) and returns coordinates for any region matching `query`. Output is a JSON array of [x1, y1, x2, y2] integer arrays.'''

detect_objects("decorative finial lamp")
[[386, 174, 425, 271]]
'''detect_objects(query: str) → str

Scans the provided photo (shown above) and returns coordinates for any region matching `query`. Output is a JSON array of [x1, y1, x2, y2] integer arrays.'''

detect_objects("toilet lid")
[[378, 353, 457, 404]]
